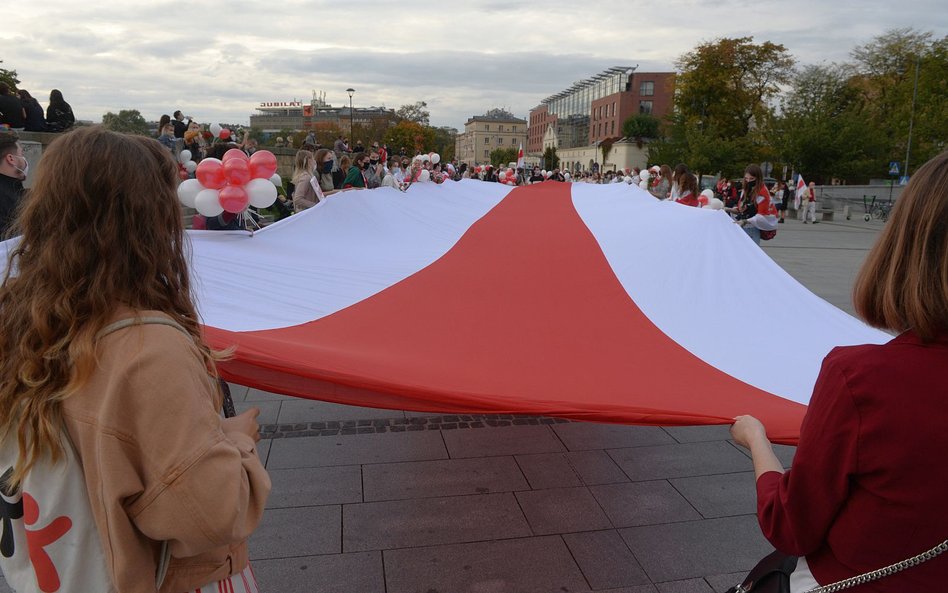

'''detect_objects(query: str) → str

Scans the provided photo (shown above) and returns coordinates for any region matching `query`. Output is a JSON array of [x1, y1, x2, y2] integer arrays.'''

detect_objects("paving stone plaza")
[[0, 217, 886, 593]]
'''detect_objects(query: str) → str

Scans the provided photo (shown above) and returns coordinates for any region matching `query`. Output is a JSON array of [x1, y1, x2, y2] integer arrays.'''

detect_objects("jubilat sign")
[[259, 101, 303, 108]]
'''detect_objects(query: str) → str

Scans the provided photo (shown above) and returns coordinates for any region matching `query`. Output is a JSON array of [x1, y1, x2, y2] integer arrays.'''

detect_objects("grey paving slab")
[[662, 425, 733, 443], [568, 450, 632, 485], [278, 398, 406, 423], [731, 441, 797, 468], [516, 452, 584, 489], [267, 430, 448, 469], [249, 505, 341, 560], [0, 575, 11, 593], [266, 466, 363, 508], [362, 456, 528, 502], [442, 424, 566, 458], [590, 481, 702, 528], [620, 516, 772, 583], [704, 572, 750, 593], [554, 423, 675, 450], [226, 382, 249, 401], [515, 486, 613, 535], [670, 472, 757, 519], [608, 441, 752, 481], [251, 551, 384, 593], [245, 387, 291, 402], [562, 529, 651, 590], [656, 578, 715, 593], [591, 587, 658, 593], [384, 535, 590, 593], [343, 492, 531, 551], [256, 438, 272, 467], [235, 399, 281, 425]]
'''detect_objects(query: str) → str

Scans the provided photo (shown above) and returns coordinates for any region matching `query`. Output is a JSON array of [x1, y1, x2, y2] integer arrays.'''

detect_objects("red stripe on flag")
[[205, 182, 805, 443]]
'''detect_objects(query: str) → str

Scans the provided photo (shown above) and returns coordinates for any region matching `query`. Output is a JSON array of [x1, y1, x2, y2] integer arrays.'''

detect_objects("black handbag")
[[725, 550, 797, 593]]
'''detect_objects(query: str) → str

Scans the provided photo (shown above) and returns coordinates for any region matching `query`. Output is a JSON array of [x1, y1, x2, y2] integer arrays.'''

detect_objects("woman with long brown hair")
[[0, 126, 270, 592], [730, 151, 948, 591]]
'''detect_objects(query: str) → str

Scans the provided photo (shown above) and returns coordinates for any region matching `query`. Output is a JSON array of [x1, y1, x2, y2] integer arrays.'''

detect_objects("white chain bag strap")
[[802, 539, 948, 593]]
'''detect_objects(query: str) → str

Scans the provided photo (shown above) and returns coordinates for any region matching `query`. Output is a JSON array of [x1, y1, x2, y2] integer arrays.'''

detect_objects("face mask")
[[370, 159, 379, 165], [322, 161, 333, 174], [11, 155, 28, 178], [362, 162, 370, 170]]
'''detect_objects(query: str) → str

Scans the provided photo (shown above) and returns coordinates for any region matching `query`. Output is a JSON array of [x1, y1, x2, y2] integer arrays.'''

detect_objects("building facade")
[[249, 91, 398, 135], [527, 67, 676, 161], [455, 109, 528, 166]]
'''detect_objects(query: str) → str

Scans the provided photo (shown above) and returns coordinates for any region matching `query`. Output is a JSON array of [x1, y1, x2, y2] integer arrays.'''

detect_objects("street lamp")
[[346, 88, 355, 145], [903, 55, 920, 182]]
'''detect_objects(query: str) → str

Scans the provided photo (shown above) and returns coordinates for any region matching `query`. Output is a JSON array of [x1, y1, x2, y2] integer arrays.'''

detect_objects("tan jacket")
[[63, 312, 271, 593]]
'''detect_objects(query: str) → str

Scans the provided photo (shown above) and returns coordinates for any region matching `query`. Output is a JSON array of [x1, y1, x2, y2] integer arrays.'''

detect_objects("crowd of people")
[[0, 84, 75, 132]]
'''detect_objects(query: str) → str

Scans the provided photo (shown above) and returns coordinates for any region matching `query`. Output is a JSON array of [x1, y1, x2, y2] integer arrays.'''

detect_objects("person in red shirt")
[[730, 150, 948, 592]]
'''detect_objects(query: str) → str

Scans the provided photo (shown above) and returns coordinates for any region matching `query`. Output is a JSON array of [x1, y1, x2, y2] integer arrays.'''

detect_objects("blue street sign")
[[889, 162, 900, 175], [899, 175, 910, 185]]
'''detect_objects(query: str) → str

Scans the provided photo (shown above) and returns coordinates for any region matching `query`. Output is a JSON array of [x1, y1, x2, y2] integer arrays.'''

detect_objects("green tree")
[[542, 146, 559, 170], [432, 126, 458, 162], [622, 114, 661, 140], [384, 120, 435, 154], [489, 148, 518, 167], [0, 59, 19, 91], [849, 28, 948, 176], [395, 101, 430, 126], [101, 109, 150, 135]]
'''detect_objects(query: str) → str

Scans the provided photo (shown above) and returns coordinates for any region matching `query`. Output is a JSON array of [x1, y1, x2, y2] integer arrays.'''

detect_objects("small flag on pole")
[[517, 143, 524, 169], [794, 174, 806, 210]]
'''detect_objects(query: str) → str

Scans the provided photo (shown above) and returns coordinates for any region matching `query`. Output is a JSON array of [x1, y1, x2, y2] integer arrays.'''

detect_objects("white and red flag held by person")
[[2, 181, 887, 444], [794, 174, 807, 210], [516, 143, 524, 169]]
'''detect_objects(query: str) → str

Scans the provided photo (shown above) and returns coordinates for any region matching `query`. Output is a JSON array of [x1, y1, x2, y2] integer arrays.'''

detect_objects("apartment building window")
[[639, 100, 653, 114], [640, 81, 654, 96], [484, 150, 489, 158], [485, 124, 490, 131], [498, 137, 503, 144], [613, 101, 617, 116], [611, 121, 615, 135], [485, 137, 491, 144]]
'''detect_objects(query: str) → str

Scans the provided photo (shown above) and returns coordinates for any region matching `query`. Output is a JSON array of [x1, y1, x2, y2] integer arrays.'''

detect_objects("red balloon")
[[222, 148, 249, 163], [223, 158, 252, 186], [698, 195, 710, 206], [506, 168, 514, 177], [219, 185, 250, 214], [196, 158, 226, 189], [249, 150, 278, 179], [219, 128, 232, 140], [179, 169, 189, 180]]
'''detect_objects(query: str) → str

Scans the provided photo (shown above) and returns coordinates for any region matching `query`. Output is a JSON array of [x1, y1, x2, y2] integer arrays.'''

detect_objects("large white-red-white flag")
[[2, 181, 887, 444]]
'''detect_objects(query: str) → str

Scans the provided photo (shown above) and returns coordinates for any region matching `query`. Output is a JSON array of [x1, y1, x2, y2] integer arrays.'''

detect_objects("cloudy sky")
[[6, 1, 945, 130]]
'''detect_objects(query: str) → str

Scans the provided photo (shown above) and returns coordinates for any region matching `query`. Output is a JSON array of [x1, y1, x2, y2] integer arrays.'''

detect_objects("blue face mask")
[[322, 161, 333, 174]]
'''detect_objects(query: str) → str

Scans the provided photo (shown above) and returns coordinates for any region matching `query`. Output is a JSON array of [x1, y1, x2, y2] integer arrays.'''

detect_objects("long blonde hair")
[[292, 150, 314, 183], [0, 126, 218, 486]]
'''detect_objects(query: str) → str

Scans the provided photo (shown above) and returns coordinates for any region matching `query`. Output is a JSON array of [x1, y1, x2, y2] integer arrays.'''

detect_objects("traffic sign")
[[889, 161, 900, 176], [899, 175, 911, 185], [761, 161, 773, 177]]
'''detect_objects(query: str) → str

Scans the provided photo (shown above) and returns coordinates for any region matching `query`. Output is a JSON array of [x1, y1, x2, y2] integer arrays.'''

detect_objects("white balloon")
[[419, 169, 430, 182], [178, 150, 192, 164], [498, 171, 507, 180], [246, 178, 278, 208], [177, 179, 204, 208], [421, 154, 430, 162], [209, 123, 223, 137], [185, 160, 197, 173], [194, 188, 223, 217], [639, 179, 650, 190], [269, 173, 282, 187], [431, 153, 440, 164], [708, 197, 725, 210], [541, 170, 547, 175]]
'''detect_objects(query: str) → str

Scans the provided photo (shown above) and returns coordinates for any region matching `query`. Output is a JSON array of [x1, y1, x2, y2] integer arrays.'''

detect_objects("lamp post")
[[903, 55, 920, 182], [346, 88, 355, 146]]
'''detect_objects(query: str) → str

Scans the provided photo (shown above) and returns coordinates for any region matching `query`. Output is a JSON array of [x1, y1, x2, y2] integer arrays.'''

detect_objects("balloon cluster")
[[209, 122, 233, 141], [177, 150, 198, 180], [497, 168, 518, 186], [177, 149, 281, 217], [401, 153, 444, 186]]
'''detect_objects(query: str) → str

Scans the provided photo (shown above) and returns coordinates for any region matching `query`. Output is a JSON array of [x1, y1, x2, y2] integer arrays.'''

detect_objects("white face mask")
[[10, 154, 28, 179]]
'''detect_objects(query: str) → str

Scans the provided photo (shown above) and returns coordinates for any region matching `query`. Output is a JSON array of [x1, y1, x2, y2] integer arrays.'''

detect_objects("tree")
[[622, 114, 660, 140], [0, 59, 18, 91], [383, 120, 435, 154], [395, 101, 430, 126], [675, 37, 795, 138], [542, 146, 559, 170], [490, 148, 518, 167], [101, 109, 150, 136], [432, 126, 458, 162]]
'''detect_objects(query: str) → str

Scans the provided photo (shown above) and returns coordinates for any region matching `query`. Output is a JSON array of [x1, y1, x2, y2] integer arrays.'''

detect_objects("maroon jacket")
[[757, 330, 948, 591]]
